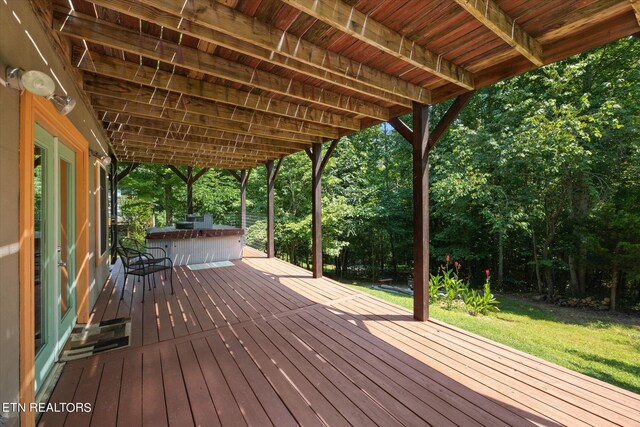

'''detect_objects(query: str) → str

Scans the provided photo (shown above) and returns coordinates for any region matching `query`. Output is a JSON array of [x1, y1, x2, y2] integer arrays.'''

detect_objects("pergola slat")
[[452, 0, 544, 66], [89, 0, 429, 106], [83, 75, 339, 139], [54, 10, 391, 120], [280, 0, 474, 90]]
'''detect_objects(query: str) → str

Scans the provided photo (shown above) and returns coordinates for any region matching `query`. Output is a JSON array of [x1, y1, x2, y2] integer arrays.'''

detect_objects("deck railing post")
[[412, 102, 430, 321]]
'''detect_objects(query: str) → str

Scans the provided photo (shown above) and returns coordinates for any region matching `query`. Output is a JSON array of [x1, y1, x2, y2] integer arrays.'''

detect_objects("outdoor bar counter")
[[146, 225, 244, 266]]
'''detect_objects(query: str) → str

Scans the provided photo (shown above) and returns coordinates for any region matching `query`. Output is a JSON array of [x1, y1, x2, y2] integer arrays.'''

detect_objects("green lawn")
[[343, 283, 640, 394]]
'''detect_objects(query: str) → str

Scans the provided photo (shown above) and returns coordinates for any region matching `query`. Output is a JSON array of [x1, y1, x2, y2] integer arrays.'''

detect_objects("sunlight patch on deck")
[[187, 261, 235, 270]]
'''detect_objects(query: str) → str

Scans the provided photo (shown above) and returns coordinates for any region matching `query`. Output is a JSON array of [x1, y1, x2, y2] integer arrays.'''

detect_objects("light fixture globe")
[[50, 95, 76, 116], [6, 67, 56, 97]]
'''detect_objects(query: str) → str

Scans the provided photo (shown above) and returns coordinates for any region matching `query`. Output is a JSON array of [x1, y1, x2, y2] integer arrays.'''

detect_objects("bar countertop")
[[146, 225, 244, 240]]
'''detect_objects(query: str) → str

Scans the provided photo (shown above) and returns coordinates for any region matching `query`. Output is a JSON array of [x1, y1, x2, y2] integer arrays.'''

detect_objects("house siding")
[[0, 1, 110, 425]]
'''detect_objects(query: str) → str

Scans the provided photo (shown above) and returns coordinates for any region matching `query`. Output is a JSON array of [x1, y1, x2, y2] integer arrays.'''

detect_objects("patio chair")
[[120, 237, 169, 265], [116, 244, 173, 302]]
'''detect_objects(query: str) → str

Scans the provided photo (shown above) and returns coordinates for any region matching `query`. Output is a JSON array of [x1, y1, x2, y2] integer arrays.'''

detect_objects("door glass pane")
[[59, 158, 71, 318], [34, 145, 46, 354]]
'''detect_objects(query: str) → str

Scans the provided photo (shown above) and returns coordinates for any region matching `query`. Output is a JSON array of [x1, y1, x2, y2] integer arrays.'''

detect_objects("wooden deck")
[[40, 247, 640, 427]]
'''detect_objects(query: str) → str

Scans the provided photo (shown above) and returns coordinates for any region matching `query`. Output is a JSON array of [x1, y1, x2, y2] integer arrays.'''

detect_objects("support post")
[[111, 161, 139, 263], [310, 143, 322, 278], [389, 94, 474, 321], [265, 159, 282, 257], [412, 102, 430, 321], [186, 166, 194, 214], [305, 139, 339, 278], [229, 169, 251, 232], [109, 154, 118, 264], [240, 170, 249, 230], [168, 165, 209, 215]]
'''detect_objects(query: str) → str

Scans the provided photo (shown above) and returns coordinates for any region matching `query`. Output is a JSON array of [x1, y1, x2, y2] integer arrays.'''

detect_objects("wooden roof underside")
[[42, 0, 639, 169]]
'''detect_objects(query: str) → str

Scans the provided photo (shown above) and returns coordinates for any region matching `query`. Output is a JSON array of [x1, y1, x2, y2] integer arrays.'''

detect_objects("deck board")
[[39, 247, 640, 427]]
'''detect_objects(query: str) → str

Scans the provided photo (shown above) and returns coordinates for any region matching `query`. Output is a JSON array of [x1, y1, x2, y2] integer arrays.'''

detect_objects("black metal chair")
[[116, 244, 173, 302], [120, 237, 168, 265]]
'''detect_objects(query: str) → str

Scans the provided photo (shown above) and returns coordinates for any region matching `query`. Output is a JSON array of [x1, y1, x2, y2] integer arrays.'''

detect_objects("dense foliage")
[[119, 37, 640, 310]]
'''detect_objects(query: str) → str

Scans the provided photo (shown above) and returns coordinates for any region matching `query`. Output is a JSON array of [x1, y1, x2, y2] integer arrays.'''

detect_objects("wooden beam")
[[89, 0, 430, 106], [76, 50, 360, 131], [109, 155, 118, 264], [104, 121, 308, 151], [54, 10, 390, 120], [167, 165, 188, 183], [83, 75, 341, 139], [107, 130, 300, 155], [116, 162, 139, 182], [319, 139, 339, 175], [240, 169, 251, 231], [310, 142, 323, 278], [112, 141, 269, 162], [99, 113, 314, 148], [388, 117, 413, 144], [280, 0, 474, 90], [266, 159, 279, 257], [412, 102, 430, 321], [632, 0, 640, 25], [428, 92, 475, 151], [91, 95, 324, 143], [191, 167, 210, 183], [452, 0, 544, 66], [114, 152, 257, 169]]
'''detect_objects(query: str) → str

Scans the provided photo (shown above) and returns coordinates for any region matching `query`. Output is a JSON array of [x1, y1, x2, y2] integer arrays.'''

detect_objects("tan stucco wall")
[[1, 1, 110, 425]]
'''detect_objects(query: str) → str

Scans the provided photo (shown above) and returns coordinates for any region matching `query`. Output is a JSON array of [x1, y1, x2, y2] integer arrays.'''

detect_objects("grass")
[[343, 282, 640, 394]]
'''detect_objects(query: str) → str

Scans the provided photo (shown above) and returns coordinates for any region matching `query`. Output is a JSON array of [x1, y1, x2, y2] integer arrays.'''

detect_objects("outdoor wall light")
[[89, 149, 111, 167], [5, 67, 55, 97], [50, 94, 76, 116], [5, 66, 76, 115]]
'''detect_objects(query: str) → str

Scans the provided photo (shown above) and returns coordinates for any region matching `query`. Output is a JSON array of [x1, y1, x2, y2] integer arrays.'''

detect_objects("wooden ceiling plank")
[[452, 0, 543, 66], [106, 126, 307, 151], [112, 141, 270, 161], [109, 132, 300, 155], [76, 50, 360, 131], [54, 10, 390, 120], [89, 0, 430, 106], [279, 0, 474, 90], [83, 74, 338, 138], [91, 95, 323, 143], [113, 152, 259, 169]]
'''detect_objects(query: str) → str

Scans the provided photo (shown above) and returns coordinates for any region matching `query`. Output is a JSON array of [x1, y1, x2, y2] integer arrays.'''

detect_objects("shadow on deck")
[[39, 247, 640, 426]]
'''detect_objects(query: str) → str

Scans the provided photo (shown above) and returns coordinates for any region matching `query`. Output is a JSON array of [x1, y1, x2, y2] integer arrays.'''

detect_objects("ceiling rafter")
[[111, 141, 270, 161], [89, 0, 431, 106], [106, 127, 307, 151], [53, 9, 391, 120], [279, 0, 474, 90], [75, 50, 360, 131], [452, 0, 543, 66], [91, 95, 324, 143], [82, 74, 339, 139], [98, 113, 318, 149]]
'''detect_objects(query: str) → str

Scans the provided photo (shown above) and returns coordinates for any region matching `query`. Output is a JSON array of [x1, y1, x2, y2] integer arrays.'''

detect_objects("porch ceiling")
[[37, 0, 639, 169]]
